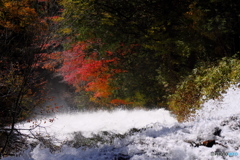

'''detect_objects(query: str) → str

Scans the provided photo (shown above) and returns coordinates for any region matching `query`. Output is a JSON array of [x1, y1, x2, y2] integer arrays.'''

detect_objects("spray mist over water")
[[7, 85, 240, 160], [33, 76, 75, 118], [19, 108, 177, 141], [23, 76, 177, 140]]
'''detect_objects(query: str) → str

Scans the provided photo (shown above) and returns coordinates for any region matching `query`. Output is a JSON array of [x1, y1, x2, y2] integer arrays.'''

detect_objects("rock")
[[185, 139, 227, 148], [213, 127, 221, 137], [202, 140, 227, 148], [202, 140, 216, 147]]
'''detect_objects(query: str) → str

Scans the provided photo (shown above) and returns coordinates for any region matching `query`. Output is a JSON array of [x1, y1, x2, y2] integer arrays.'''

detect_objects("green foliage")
[[57, 0, 240, 113], [169, 57, 240, 122], [72, 90, 100, 110]]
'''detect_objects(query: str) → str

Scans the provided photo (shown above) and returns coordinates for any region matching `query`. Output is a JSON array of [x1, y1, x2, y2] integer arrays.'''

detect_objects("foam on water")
[[4, 85, 240, 160], [18, 108, 177, 140], [194, 86, 240, 120]]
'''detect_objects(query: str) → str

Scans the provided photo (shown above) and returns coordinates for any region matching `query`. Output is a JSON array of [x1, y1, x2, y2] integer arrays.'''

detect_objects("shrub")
[[169, 57, 240, 122]]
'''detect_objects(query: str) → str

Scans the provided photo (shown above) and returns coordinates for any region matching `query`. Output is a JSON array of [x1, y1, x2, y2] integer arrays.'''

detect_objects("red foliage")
[[110, 99, 133, 105], [58, 41, 124, 104]]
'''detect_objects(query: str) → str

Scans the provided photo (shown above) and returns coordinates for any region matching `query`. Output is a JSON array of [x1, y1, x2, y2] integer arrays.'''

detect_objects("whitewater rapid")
[[18, 108, 177, 141], [4, 84, 240, 160]]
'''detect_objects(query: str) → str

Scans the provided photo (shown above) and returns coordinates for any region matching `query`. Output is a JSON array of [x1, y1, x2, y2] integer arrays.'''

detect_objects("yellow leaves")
[[169, 57, 240, 122], [4, 1, 36, 18], [102, 12, 112, 18], [52, 16, 64, 22], [101, 12, 115, 26], [101, 18, 115, 26], [1, 21, 15, 30], [3, 2, 11, 8], [0, 0, 39, 31], [60, 28, 72, 34]]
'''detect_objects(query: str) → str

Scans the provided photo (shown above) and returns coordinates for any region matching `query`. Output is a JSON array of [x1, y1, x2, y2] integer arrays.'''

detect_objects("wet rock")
[[185, 139, 227, 148], [113, 153, 130, 160], [202, 140, 227, 148], [202, 140, 216, 147], [213, 127, 221, 137]]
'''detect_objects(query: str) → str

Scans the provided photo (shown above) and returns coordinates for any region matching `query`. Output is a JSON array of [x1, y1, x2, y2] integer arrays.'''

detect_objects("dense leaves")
[[55, 0, 240, 111], [57, 0, 190, 106], [58, 42, 126, 104], [1, 0, 240, 157], [0, 0, 61, 156], [169, 58, 240, 122], [2, 0, 240, 150]]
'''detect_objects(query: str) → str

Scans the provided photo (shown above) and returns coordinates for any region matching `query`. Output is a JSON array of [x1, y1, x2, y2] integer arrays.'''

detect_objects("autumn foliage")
[[0, 0, 63, 156], [0, 0, 43, 32], [56, 41, 128, 105]]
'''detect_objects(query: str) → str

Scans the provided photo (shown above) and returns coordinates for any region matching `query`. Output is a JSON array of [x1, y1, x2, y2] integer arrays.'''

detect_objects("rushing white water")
[[18, 108, 177, 141], [3, 85, 240, 160]]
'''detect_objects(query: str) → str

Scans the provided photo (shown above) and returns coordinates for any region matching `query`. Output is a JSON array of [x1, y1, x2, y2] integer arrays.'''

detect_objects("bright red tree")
[[57, 41, 128, 105]]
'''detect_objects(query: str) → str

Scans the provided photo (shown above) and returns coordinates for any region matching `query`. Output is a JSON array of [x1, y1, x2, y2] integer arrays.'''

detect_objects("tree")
[[0, 0, 61, 156], [57, 0, 191, 107], [56, 0, 240, 110], [186, 0, 240, 58], [55, 41, 127, 105], [166, 0, 240, 121]]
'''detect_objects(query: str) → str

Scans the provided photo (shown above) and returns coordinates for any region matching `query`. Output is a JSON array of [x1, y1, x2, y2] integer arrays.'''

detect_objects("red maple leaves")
[[57, 41, 127, 104]]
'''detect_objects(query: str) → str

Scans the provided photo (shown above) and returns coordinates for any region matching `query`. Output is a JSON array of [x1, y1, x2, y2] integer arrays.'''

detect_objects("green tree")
[[166, 0, 240, 121]]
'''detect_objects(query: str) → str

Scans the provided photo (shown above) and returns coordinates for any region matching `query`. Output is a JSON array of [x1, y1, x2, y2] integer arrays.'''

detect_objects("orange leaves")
[[57, 41, 125, 104], [110, 99, 132, 105], [0, 0, 39, 31], [39, 51, 62, 71], [86, 77, 112, 102]]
